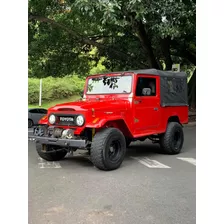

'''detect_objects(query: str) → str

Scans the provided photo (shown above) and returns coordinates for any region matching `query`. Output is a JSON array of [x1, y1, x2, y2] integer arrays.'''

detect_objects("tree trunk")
[[135, 21, 160, 69], [188, 69, 196, 108], [160, 37, 173, 70], [185, 51, 196, 66], [170, 40, 196, 66]]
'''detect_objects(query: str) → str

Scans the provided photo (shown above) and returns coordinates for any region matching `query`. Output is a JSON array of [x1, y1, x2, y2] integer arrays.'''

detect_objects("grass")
[[28, 95, 80, 109]]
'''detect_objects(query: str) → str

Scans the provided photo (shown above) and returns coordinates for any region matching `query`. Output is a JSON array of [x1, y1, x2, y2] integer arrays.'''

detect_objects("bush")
[[28, 76, 85, 104]]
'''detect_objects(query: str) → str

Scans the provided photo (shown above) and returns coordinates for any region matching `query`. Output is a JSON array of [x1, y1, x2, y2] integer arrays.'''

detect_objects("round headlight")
[[76, 115, 84, 126], [49, 114, 56, 124]]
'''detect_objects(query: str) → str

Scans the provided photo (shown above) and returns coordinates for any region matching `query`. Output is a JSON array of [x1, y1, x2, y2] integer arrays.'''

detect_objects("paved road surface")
[[28, 126, 196, 224]]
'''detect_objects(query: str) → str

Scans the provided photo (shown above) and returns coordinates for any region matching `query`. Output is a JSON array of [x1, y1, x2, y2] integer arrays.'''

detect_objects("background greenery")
[[28, 0, 196, 108], [28, 75, 85, 104], [28, 95, 81, 109]]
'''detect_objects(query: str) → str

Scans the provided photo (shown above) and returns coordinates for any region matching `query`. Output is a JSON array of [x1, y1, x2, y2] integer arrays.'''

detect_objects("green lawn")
[[28, 95, 80, 109]]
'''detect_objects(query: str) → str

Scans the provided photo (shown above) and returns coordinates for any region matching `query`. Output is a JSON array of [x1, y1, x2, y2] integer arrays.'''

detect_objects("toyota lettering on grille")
[[59, 117, 74, 122]]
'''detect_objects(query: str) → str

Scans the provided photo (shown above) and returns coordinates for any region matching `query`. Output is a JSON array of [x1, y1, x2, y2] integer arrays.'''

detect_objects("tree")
[[28, 0, 196, 107]]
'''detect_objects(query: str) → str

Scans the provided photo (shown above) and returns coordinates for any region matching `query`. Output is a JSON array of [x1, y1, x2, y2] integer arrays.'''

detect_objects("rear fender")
[[165, 115, 181, 130]]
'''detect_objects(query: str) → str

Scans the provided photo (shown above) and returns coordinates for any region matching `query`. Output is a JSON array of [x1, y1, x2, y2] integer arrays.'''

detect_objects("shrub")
[[28, 76, 85, 104]]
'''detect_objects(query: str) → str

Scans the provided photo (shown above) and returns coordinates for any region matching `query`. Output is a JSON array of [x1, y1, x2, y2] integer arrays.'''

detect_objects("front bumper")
[[35, 136, 87, 148], [30, 125, 87, 148]]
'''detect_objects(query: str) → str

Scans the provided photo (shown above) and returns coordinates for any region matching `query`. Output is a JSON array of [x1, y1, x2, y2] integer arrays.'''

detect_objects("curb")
[[183, 122, 196, 127]]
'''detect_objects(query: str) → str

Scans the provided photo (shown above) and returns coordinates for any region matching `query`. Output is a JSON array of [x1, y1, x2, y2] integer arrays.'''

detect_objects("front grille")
[[57, 115, 78, 126]]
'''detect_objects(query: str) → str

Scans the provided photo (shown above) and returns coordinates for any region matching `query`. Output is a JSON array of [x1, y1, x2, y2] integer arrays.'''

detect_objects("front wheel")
[[28, 119, 33, 128], [90, 128, 126, 171], [36, 143, 67, 161], [160, 122, 184, 154]]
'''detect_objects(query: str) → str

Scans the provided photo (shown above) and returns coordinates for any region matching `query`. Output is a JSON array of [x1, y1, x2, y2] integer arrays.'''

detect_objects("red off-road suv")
[[34, 69, 188, 171]]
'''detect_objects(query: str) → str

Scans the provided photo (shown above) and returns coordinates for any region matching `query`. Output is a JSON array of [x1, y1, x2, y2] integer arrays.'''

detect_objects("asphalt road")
[[28, 126, 196, 224]]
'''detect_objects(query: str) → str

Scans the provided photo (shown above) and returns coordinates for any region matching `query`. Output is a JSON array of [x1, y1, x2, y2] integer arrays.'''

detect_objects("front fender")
[[38, 115, 48, 125], [86, 115, 126, 128]]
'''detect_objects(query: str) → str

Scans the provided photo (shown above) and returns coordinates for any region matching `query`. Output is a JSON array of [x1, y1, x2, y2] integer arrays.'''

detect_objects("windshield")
[[86, 75, 132, 94]]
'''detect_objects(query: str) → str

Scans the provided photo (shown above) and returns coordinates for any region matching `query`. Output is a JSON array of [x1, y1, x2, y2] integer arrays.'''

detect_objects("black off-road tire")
[[90, 128, 126, 171], [28, 119, 33, 128], [160, 122, 184, 154], [36, 143, 67, 161]]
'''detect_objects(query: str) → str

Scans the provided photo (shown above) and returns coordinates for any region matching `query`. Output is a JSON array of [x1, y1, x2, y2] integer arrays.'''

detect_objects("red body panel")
[[39, 72, 188, 138]]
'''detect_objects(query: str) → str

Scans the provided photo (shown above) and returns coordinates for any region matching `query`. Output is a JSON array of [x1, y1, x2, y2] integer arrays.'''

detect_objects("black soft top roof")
[[94, 69, 186, 78], [110, 69, 188, 107], [129, 69, 186, 78]]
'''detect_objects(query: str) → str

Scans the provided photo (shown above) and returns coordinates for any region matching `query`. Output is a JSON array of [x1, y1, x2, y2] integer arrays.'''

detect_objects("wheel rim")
[[108, 140, 121, 162], [173, 130, 182, 150]]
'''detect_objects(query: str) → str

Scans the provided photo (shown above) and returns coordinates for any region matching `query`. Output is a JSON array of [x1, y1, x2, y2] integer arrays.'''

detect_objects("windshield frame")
[[85, 73, 133, 95]]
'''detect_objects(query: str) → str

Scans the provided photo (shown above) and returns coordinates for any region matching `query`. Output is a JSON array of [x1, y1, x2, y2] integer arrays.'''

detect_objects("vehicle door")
[[133, 75, 160, 131]]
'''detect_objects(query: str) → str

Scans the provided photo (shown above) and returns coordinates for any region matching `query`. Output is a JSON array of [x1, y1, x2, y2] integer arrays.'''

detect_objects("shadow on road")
[[60, 141, 165, 167], [62, 154, 93, 167]]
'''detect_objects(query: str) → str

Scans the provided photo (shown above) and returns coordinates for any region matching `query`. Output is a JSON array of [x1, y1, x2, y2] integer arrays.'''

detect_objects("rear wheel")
[[160, 122, 184, 154], [90, 128, 126, 171], [36, 143, 67, 161]]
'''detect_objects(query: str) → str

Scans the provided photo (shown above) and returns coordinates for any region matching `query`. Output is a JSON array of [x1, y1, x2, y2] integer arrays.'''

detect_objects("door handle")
[[154, 107, 158, 111]]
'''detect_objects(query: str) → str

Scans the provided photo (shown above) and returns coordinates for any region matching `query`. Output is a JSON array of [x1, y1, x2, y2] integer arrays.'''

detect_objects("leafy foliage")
[[28, 75, 85, 103], [28, 0, 196, 106], [29, 0, 196, 76]]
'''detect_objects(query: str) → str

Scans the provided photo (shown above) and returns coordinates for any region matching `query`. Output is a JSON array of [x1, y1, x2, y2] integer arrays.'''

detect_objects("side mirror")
[[142, 88, 152, 96]]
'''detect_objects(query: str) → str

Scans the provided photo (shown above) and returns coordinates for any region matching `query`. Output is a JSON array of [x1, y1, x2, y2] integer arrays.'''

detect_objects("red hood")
[[48, 99, 130, 112]]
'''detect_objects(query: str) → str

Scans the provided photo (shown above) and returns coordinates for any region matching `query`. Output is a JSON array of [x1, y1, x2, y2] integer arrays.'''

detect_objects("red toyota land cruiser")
[[34, 69, 188, 171]]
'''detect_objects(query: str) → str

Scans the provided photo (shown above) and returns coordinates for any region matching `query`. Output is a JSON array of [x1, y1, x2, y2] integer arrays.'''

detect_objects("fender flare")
[[86, 115, 128, 129], [85, 116, 133, 137]]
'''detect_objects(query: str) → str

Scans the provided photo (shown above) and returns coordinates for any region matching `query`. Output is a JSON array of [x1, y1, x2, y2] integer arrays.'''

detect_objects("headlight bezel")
[[76, 115, 85, 127], [48, 114, 56, 124]]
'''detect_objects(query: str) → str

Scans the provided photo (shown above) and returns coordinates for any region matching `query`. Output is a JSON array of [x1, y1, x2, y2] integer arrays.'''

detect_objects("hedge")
[[28, 76, 85, 104]]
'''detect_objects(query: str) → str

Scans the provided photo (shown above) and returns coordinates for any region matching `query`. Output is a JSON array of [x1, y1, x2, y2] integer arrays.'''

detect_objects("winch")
[[53, 128, 74, 139]]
